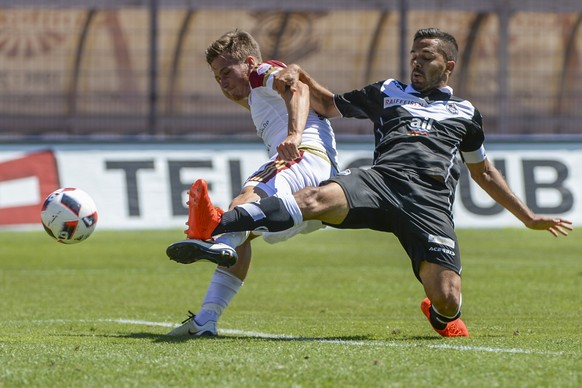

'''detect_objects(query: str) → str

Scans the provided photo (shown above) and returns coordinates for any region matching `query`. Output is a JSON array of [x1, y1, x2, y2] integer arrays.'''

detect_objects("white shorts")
[[244, 147, 337, 244]]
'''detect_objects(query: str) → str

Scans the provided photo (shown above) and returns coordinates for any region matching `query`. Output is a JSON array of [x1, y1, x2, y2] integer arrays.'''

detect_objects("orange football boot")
[[420, 297, 469, 337], [185, 179, 223, 240]]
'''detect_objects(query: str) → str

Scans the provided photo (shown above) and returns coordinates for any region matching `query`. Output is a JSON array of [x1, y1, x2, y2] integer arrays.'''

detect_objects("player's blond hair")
[[205, 29, 263, 65]]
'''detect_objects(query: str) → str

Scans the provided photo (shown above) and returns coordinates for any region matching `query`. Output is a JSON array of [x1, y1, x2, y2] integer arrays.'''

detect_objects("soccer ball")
[[40, 187, 98, 244]]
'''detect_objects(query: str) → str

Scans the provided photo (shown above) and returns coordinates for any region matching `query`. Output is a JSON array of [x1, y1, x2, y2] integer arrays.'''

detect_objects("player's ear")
[[446, 60, 455, 75], [244, 56, 257, 66]]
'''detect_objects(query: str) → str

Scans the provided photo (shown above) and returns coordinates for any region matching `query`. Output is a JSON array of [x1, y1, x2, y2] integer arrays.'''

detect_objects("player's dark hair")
[[205, 29, 262, 65], [414, 28, 458, 62]]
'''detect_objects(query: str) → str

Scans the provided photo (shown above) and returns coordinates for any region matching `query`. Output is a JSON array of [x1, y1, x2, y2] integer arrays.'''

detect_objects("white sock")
[[196, 268, 243, 324], [215, 231, 250, 249]]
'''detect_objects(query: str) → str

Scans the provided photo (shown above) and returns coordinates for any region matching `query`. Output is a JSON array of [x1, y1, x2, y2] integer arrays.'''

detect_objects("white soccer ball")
[[40, 187, 98, 244]]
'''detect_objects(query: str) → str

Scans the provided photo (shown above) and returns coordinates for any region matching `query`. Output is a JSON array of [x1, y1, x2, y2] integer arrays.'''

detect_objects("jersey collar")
[[405, 84, 453, 96]]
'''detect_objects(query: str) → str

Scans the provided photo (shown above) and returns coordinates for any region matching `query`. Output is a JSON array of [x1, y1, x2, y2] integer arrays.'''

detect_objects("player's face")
[[210, 55, 252, 102], [409, 38, 452, 93]]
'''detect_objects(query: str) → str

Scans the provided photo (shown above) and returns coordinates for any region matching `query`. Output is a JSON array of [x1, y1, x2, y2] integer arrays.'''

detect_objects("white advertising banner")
[[0, 141, 579, 230]]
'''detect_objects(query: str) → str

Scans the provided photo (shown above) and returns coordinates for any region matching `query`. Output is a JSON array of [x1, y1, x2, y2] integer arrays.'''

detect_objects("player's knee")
[[230, 188, 263, 209], [294, 186, 321, 213], [296, 184, 348, 224]]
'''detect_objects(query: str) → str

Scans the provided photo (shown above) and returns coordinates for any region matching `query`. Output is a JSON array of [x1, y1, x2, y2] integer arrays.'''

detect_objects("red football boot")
[[420, 297, 469, 337], [185, 179, 223, 240]]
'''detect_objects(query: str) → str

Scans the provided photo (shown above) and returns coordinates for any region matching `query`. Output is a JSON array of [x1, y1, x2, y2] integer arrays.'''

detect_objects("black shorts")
[[322, 166, 461, 281]]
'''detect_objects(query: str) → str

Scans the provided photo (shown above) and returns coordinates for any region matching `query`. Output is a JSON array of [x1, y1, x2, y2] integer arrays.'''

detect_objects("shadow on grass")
[[95, 332, 382, 343], [48, 327, 447, 343], [83, 331, 446, 343]]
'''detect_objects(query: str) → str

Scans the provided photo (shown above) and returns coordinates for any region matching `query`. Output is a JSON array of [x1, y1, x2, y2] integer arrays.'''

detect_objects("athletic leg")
[[418, 262, 468, 337], [169, 156, 343, 336], [187, 183, 349, 335], [182, 185, 262, 335], [194, 156, 342, 333], [167, 264, 244, 337], [419, 262, 462, 316], [213, 182, 349, 235], [188, 239, 252, 335]]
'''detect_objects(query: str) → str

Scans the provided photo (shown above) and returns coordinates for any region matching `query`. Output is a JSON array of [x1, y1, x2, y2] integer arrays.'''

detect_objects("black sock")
[[429, 305, 461, 330], [212, 197, 295, 235]]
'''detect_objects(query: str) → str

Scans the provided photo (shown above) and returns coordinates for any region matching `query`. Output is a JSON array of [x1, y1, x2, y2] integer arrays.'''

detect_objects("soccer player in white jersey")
[[165, 30, 339, 337], [168, 28, 572, 337]]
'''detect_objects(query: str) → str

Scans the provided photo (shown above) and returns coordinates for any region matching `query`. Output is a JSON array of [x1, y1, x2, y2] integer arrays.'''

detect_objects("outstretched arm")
[[466, 158, 573, 237], [274, 64, 341, 119], [276, 79, 309, 161]]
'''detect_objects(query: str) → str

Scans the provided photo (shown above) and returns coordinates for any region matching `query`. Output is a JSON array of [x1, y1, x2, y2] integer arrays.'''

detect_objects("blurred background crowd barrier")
[[0, 0, 581, 141]]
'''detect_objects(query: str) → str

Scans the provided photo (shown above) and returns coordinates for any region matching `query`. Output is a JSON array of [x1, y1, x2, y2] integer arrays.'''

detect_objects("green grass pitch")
[[1, 227, 580, 387]]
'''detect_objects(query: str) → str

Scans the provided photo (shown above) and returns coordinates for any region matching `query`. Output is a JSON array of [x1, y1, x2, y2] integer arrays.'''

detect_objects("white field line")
[[26, 318, 567, 356]]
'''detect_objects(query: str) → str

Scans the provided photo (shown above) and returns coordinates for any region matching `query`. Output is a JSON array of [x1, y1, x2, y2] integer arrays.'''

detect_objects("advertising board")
[[0, 141, 579, 230]]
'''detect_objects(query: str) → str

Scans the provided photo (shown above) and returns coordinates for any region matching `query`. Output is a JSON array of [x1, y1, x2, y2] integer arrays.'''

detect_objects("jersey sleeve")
[[459, 107, 487, 164], [248, 60, 286, 91], [333, 81, 384, 120]]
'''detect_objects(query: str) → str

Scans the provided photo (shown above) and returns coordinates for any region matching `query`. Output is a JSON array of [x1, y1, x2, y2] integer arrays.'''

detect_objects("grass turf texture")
[[1, 228, 580, 387]]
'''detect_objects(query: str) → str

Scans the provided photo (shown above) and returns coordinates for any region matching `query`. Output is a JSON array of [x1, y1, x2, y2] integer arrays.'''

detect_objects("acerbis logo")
[[428, 246, 456, 256]]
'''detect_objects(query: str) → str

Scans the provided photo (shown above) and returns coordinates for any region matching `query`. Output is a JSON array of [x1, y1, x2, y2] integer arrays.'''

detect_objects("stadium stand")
[[0, 0, 580, 140]]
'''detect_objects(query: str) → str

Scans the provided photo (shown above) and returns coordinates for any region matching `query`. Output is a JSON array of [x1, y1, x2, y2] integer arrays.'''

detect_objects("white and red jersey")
[[248, 60, 338, 166], [243, 61, 339, 244]]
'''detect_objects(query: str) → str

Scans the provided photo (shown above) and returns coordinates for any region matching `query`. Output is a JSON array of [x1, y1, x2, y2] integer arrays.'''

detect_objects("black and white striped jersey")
[[333, 79, 486, 189]]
